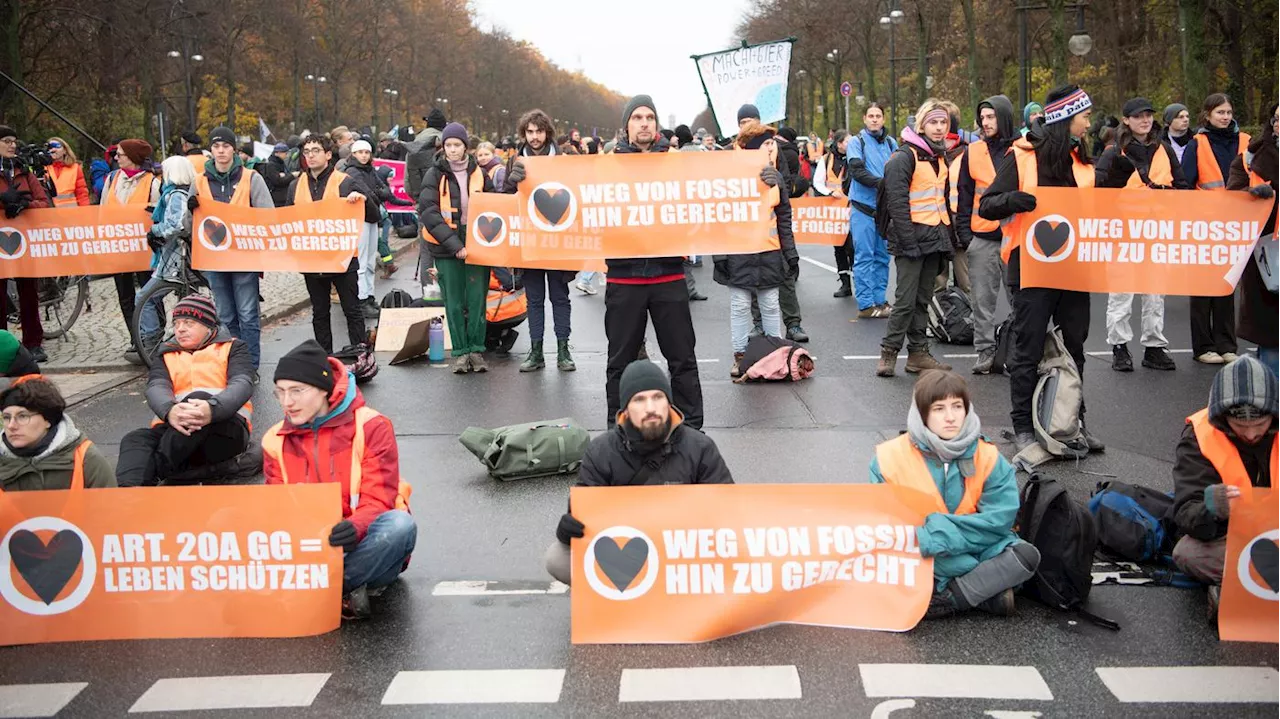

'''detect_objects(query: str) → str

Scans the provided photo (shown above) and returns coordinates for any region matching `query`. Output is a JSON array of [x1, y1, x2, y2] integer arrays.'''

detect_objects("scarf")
[[906, 401, 983, 476], [867, 128, 886, 142], [151, 182, 186, 224], [1167, 128, 1191, 147], [3, 422, 59, 458], [121, 166, 145, 179]]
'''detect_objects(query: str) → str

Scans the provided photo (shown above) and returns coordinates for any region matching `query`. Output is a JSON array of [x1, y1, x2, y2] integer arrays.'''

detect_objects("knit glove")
[[1249, 184, 1275, 200], [760, 166, 781, 187], [507, 160, 527, 187], [1007, 191, 1037, 213], [556, 512, 585, 545], [328, 520, 359, 552], [1203, 484, 1232, 521]]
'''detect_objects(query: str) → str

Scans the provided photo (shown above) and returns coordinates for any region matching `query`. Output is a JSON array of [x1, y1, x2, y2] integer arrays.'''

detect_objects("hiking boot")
[[498, 329, 520, 356], [833, 276, 852, 298], [1080, 423, 1106, 453], [1014, 432, 1038, 453], [1221, 352, 1239, 363], [556, 340, 576, 371], [876, 347, 898, 377], [905, 350, 951, 373], [925, 590, 959, 619], [786, 325, 810, 342], [976, 588, 1017, 616], [972, 348, 997, 375], [520, 342, 545, 372], [468, 352, 488, 373], [1195, 351, 1225, 364], [451, 355, 471, 374], [1111, 344, 1134, 372], [1142, 346, 1176, 370], [1206, 584, 1221, 624], [342, 585, 372, 621], [730, 352, 745, 378], [378, 260, 400, 279]]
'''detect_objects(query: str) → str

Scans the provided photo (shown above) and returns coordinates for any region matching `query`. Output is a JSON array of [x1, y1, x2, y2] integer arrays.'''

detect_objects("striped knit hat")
[[1209, 355, 1278, 422], [1043, 86, 1092, 126], [172, 295, 219, 330]]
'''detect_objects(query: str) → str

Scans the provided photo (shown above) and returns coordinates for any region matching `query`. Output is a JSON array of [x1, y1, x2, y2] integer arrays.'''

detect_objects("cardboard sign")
[[693, 39, 794, 139], [791, 196, 849, 245], [373, 159, 417, 214], [373, 307, 449, 359], [570, 483, 937, 644], [1219, 491, 1278, 643], [1016, 187, 1272, 295], [191, 200, 364, 273], [515, 151, 780, 261], [0, 205, 153, 278], [0, 484, 343, 645], [465, 193, 607, 272]]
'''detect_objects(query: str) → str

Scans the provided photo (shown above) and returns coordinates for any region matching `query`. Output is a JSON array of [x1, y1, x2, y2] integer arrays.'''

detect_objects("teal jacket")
[[869, 437, 1021, 590]]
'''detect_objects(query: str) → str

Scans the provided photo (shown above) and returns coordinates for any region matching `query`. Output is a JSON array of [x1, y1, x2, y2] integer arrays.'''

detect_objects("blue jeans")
[[851, 209, 890, 310], [135, 243, 180, 341], [524, 269, 572, 341], [206, 271, 261, 367], [1258, 347, 1278, 377], [730, 286, 780, 352], [343, 510, 417, 594]]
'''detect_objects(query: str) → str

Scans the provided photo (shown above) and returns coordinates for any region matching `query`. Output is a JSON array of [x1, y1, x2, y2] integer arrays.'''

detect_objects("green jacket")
[[0, 418, 116, 491], [869, 437, 1021, 591]]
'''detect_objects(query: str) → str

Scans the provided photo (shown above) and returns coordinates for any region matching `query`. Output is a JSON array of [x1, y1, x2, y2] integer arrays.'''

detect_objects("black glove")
[[1007, 191, 1038, 213], [555, 512, 584, 545], [788, 257, 800, 278], [1249, 184, 1276, 200], [760, 166, 781, 187], [187, 193, 200, 212], [146, 230, 166, 253], [328, 520, 359, 552], [507, 160, 527, 187], [2, 188, 31, 219]]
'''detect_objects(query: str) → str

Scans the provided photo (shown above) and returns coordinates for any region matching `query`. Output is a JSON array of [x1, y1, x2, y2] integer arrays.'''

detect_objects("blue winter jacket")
[[868, 437, 1021, 591], [846, 128, 897, 212]]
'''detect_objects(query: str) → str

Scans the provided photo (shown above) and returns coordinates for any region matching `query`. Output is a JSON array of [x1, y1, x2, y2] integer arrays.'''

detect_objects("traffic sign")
[[840, 82, 852, 97]]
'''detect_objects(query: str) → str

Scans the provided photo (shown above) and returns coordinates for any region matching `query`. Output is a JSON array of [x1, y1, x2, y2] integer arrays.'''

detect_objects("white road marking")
[[870, 698, 917, 718], [619, 665, 802, 702], [128, 674, 330, 713], [800, 256, 840, 273], [382, 670, 565, 704], [844, 354, 906, 360], [0, 683, 88, 718], [859, 664, 1054, 700], [984, 712, 1043, 718], [1095, 666, 1279, 703], [697, 358, 721, 363], [942, 353, 979, 359], [1085, 349, 1194, 357], [431, 580, 568, 596]]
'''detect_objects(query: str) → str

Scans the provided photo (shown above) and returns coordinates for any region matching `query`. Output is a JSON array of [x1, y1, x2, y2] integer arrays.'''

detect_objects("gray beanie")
[[622, 95, 657, 128], [1163, 103, 1188, 128], [1209, 355, 1278, 422]]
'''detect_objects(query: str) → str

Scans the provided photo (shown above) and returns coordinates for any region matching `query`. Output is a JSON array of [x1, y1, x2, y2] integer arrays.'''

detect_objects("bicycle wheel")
[[132, 281, 211, 369], [40, 276, 88, 339]]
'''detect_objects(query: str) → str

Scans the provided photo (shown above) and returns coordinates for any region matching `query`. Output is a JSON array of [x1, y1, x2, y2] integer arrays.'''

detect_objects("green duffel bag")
[[459, 417, 590, 481]]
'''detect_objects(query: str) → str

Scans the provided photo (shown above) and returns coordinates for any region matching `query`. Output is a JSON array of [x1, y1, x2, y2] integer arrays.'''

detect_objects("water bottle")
[[428, 318, 445, 362]]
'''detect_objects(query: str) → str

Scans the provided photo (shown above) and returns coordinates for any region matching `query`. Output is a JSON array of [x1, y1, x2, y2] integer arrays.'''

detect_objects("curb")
[[262, 236, 420, 328]]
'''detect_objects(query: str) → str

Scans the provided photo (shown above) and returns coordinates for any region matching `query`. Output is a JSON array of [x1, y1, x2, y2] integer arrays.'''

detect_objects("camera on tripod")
[[15, 141, 53, 176]]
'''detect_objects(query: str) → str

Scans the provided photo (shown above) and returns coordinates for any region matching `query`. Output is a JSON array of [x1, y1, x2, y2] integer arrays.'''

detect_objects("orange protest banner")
[[0, 205, 152, 278], [516, 151, 780, 261], [1016, 187, 1272, 295], [570, 483, 936, 644], [191, 200, 364, 273], [791, 196, 849, 245], [0, 484, 342, 645], [465, 193, 606, 272], [1218, 491, 1278, 643]]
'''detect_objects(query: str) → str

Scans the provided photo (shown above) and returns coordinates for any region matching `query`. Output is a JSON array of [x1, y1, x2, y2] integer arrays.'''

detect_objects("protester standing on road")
[[345, 139, 395, 318], [0, 126, 50, 362], [102, 139, 161, 364], [1189, 93, 1248, 365], [1095, 97, 1188, 373], [419, 122, 495, 375], [46, 137, 89, 207], [875, 99, 955, 378], [544, 360, 734, 585], [475, 141, 506, 189], [825, 130, 856, 298], [847, 104, 896, 318], [258, 142, 294, 208], [194, 126, 274, 372], [1227, 104, 1278, 376], [0, 376, 115, 490], [180, 131, 206, 175], [937, 102, 971, 294]]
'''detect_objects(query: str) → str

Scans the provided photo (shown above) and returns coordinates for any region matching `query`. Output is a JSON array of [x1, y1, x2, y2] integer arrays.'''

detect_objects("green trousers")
[[435, 255, 489, 356]]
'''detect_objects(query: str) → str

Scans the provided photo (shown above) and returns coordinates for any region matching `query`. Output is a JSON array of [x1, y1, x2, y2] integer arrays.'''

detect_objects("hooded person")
[[847, 103, 899, 318], [775, 126, 809, 196], [674, 124, 701, 151], [0, 376, 115, 491], [1227, 103, 1279, 376], [1020, 102, 1043, 136], [543, 360, 734, 585], [957, 95, 1019, 375], [263, 339, 416, 620], [404, 108, 448, 202], [1171, 356, 1276, 615]]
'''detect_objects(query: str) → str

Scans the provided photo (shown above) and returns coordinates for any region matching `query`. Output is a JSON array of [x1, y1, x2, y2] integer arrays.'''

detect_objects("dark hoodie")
[[879, 126, 955, 259], [604, 137, 686, 281], [955, 95, 1017, 248]]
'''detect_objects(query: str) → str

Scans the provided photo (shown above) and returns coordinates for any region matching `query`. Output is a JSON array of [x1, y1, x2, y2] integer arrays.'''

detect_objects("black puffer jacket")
[[604, 138, 686, 281], [345, 158, 412, 210], [258, 155, 293, 207], [1228, 121, 1278, 348], [880, 128, 955, 259], [1095, 132, 1189, 189], [776, 139, 809, 197], [417, 152, 495, 259], [712, 175, 798, 290], [576, 409, 734, 487]]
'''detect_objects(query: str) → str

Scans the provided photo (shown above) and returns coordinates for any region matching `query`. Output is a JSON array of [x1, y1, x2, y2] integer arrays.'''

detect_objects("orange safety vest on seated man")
[[999, 139, 1094, 263], [152, 341, 253, 429], [1186, 408, 1277, 502], [874, 434, 1000, 515], [486, 272, 527, 323]]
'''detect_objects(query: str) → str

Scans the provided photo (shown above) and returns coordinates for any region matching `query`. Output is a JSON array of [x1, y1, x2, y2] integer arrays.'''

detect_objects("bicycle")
[[5, 275, 90, 338], [130, 236, 211, 369]]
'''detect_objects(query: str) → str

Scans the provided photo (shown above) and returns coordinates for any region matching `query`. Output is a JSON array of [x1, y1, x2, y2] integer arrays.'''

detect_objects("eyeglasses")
[[273, 386, 321, 402], [301, 148, 326, 156], [0, 138, 17, 146], [1, 411, 38, 426]]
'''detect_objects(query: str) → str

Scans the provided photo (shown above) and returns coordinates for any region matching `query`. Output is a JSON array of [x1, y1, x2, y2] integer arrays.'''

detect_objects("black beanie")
[[208, 126, 236, 148], [425, 109, 448, 131], [0, 126, 16, 142], [674, 124, 694, 147], [274, 340, 334, 392], [737, 104, 761, 123], [622, 95, 657, 128], [619, 360, 672, 408], [0, 376, 65, 428]]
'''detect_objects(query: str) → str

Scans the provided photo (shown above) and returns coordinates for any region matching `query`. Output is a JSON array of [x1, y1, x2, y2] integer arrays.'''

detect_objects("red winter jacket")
[[263, 359, 400, 541]]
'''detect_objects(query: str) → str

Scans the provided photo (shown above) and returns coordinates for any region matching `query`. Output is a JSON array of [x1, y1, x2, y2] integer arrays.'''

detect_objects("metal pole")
[[1018, 3, 1029, 111], [844, 94, 850, 130], [182, 34, 195, 129], [314, 76, 321, 128], [0, 69, 107, 151], [157, 109, 168, 159], [889, 24, 898, 136]]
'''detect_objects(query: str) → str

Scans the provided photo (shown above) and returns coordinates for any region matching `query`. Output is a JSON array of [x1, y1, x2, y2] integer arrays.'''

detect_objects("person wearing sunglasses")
[[0, 375, 114, 491], [46, 137, 90, 207]]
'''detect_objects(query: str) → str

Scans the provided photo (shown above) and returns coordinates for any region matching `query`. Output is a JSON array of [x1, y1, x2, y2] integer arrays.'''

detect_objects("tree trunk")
[[914, 7, 928, 107], [1179, 0, 1209, 110], [961, 0, 980, 113], [1218, 1, 1248, 123], [1047, 0, 1068, 87], [225, 52, 237, 130]]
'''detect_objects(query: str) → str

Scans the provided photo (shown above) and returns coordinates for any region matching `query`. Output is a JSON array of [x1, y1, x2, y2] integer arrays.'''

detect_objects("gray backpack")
[[459, 418, 590, 481], [1031, 327, 1089, 459]]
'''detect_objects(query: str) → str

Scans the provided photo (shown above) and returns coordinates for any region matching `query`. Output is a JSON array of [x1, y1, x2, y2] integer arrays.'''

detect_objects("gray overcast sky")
[[471, 0, 753, 129]]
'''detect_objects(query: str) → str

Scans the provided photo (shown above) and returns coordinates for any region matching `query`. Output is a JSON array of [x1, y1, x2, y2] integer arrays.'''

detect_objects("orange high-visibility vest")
[[187, 154, 208, 176], [194, 168, 257, 206], [1186, 408, 1277, 502], [827, 157, 845, 194], [963, 142, 1001, 233], [1241, 153, 1271, 191], [875, 434, 1000, 515], [101, 171, 155, 206], [999, 141, 1094, 263], [261, 406, 412, 512], [432, 168, 485, 239], [486, 273, 527, 323], [1124, 142, 1174, 189], [294, 171, 345, 204], [153, 342, 252, 429], [907, 153, 951, 227], [49, 163, 86, 207], [1193, 133, 1250, 190]]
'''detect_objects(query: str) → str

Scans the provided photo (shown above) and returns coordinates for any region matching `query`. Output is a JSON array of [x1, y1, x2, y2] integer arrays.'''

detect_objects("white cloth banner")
[[252, 141, 274, 160], [694, 40, 794, 139]]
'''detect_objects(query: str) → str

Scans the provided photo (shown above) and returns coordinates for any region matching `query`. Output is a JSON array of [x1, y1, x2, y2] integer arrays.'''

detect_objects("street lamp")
[[879, 2, 905, 136], [1068, 5, 1093, 56], [1017, 1, 1092, 109], [305, 73, 327, 127], [383, 88, 399, 130], [166, 48, 203, 131]]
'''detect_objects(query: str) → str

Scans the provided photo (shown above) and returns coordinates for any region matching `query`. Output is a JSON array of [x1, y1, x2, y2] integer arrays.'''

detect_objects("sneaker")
[[905, 351, 951, 373], [468, 352, 488, 373], [689, 291, 708, 301], [786, 325, 810, 342], [976, 588, 1017, 616], [857, 307, 879, 319], [878, 302, 893, 313], [451, 355, 471, 374], [1195, 351, 1225, 364], [124, 347, 143, 366], [1142, 347, 1176, 371], [1111, 344, 1134, 372], [972, 348, 997, 375], [1014, 432, 1038, 453], [574, 280, 597, 295], [29, 346, 47, 363], [925, 589, 959, 619], [342, 585, 372, 620], [1221, 352, 1239, 363], [378, 261, 400, 279]]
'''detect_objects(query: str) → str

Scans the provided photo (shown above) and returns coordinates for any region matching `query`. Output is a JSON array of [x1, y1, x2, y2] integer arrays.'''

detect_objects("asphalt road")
[[1, 244, 1276, 718]]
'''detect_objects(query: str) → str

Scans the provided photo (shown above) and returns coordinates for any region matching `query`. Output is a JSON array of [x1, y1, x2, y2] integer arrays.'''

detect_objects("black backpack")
[[1088, 481, 1176, 562], [380, 289, 416, 309], [927, 287, 975, 345], [991, 315, 1014, 374], [1015, 473, 1119, 629]]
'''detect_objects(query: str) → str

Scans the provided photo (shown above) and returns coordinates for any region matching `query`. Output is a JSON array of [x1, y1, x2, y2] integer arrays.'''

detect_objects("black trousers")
[[116, 417, 250, 487], [1008, 287, 1090, 435], [833, 233, 854, 277], [605, 280, 704, 429], [1189, 295, 1237, 356], [304, 262, 365, 353], [115, 271, 155, 339]]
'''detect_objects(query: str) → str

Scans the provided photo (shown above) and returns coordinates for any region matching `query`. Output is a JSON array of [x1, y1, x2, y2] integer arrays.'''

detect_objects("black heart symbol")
[[1032, 220, 1070, 258], [476, 215, 504, 242], [9, 529, 84, 605], [201, 218, 228, 247], [532, 188, 570, 226], [0, 230, 23, 257], [1249, 539, 1279, 593], [595, 537, 650, 592]]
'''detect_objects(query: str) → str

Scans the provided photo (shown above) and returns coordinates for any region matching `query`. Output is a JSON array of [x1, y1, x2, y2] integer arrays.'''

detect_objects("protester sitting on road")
[[134, 155, 197, 358], [0, 376, 115, 490], [0, 331, 38, 394], [545, 361, 734, 585], [116, 296, 257, 487], [263, 340, 416, 620], [0, 126, 52, 363], [869, 370, 1040, 618], [1171, 356, 1276, 618], [485, 269, 527, 357]]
